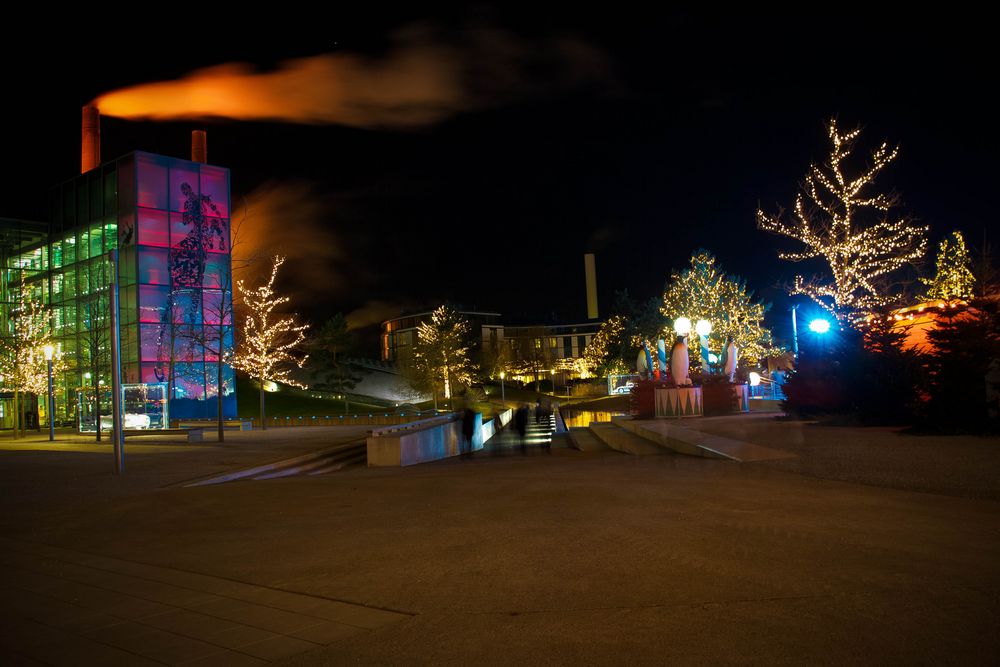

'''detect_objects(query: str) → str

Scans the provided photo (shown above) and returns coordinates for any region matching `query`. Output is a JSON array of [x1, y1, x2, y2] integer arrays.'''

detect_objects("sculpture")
[[670, 335, 691, 386], [723, 337, 738, 383]]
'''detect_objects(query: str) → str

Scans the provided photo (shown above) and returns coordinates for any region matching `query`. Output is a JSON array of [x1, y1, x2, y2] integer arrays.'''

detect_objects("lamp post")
[[43, 344, 55, 441], [499, 371, 505, 406], [791, 304, 799, 359]]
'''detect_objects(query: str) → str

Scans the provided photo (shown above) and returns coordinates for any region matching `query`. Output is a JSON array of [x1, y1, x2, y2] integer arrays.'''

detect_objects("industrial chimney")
[[191, 130, 207, 163], [584, 253, 599, 320], [81, 105, 100, 173]]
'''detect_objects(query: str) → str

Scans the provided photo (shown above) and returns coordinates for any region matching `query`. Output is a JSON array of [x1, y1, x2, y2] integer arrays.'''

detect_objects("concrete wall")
[[367, 409, 512, 467]]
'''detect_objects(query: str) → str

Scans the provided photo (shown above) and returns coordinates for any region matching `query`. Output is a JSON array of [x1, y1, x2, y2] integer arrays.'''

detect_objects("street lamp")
[[43, 344, 55, 441], [673, 317, 692, 336], [808, 318, 831, 334], [499, 371, 505, 406]]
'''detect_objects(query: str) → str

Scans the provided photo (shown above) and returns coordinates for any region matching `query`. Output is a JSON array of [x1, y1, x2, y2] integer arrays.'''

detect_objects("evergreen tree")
[[309, 313, 361, 414], [921, 231, 975, 301], [921, 300, 1000, 433], [661, 250, 779, 364]]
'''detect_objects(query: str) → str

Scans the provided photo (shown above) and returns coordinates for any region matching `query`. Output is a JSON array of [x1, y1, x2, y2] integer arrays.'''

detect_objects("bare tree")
[[231, 255, 309, 429], [757, 119, 928, 318]]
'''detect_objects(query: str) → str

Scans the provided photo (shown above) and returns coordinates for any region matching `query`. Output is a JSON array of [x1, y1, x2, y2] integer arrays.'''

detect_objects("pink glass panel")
[[137, 154, 168, 209], [199, 166, 229, 217], [137, 208, 169, 247]]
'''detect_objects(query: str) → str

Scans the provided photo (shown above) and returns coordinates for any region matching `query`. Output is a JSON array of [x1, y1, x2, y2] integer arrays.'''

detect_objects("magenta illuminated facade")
[[43, 150, 237, 422]]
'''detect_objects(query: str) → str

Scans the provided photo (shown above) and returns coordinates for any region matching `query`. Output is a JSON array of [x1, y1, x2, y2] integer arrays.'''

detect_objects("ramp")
[[567, 426, 613, 452], [614, 418, 794, 462], [588, 423, 670, 456]]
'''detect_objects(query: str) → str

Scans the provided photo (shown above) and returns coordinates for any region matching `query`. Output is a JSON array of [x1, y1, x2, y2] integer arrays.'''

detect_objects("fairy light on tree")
[[584, 293, 665, 375], [584, 315, 630, 375], [232, 255, 309, 429], [661, 250, 780, 364], [757, 119, 928, 318], [921, 230, 975, 301], [0, 282, 66, 437], [412, 305, 476, 403]]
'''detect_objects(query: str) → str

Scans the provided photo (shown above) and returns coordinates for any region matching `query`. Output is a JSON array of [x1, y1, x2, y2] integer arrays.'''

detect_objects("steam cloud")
[[93, 26, 612, 128], [234, 182, 345, 302]]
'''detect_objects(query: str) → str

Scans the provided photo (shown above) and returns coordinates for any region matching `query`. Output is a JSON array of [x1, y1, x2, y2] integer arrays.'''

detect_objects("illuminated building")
[[380, 311, 600, 383], [1, 112, 235, 429]]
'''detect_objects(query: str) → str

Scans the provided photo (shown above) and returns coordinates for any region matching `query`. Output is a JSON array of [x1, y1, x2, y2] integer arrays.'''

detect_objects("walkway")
[[0, 538, 408, 665], [481, 409, 557, 453]]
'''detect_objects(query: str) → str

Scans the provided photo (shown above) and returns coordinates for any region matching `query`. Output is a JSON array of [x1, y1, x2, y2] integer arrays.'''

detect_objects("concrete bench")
[[175, 419, 253, 431], [124, 428, 205, 443]]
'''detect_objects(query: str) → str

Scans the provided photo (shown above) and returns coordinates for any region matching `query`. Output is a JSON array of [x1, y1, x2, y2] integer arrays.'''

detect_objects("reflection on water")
[[561, 410, 627, 428]]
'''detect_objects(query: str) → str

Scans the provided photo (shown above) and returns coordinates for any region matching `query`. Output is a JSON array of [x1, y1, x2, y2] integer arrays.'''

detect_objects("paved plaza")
[[1, 419, 999, 665]]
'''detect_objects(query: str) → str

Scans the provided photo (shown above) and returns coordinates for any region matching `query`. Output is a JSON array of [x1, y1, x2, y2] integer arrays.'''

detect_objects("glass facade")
[[1, 151, 236, 427]]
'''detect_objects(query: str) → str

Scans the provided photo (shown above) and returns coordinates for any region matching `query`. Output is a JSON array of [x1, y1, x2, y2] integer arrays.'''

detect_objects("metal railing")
[[749, 379, 786, 401], [245, 412, 438, 428]]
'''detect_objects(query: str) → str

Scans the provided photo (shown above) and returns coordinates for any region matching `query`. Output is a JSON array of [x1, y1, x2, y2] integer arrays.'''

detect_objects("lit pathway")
[[480, 409, 557, 454]]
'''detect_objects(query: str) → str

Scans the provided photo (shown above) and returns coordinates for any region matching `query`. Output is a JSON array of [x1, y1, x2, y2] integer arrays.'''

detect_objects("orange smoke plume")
[[95, 49, 462, 128], [93, 27, 611, 128]]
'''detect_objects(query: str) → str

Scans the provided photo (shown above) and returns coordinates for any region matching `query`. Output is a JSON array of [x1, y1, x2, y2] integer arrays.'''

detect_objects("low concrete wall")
[[481, 409, 513, 442], [367, 409, 512, 467]]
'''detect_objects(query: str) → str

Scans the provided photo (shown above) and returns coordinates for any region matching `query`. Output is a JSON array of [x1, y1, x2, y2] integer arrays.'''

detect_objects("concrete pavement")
[[1, 419, 999, 664]]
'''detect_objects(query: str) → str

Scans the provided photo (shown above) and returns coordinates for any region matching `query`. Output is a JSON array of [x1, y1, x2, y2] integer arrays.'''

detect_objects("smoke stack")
[[191, 130, 207, 163], [584, 253, 599, 319], [81, 105, 100, 173]]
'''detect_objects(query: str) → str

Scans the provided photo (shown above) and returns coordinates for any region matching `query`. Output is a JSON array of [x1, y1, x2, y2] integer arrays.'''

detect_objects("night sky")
[[3, 8, 995, 354]]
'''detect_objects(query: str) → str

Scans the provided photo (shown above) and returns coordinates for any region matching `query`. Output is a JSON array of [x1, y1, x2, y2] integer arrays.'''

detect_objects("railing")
[[246, 412, 438, 429], [749, 379, 786, 401]]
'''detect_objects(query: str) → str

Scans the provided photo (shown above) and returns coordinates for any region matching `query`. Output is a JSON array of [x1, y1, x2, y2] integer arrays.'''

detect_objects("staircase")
[[185, 441, 367, 486], [485, 409, 557, 452]]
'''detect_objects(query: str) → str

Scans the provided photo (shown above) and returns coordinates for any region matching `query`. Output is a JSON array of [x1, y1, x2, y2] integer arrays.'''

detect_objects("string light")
[[583, 315, 630, 375], [757, 119, 929, 318], [661, 251, 780, 364], [0, 281, 66, 396], [412, 305, 476, 399], [231, 256, 309, 390], [921, 230, 975, 301]]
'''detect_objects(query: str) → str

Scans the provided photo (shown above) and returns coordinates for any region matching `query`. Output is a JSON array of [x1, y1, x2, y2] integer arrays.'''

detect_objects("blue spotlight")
[[808, 318, 831, 334]]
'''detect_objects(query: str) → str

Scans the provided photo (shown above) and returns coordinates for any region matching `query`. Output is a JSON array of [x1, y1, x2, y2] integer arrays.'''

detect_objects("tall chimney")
[[81, 105, 100, 173], [584, 253, 599, 319], [191, 130, 207, 163]]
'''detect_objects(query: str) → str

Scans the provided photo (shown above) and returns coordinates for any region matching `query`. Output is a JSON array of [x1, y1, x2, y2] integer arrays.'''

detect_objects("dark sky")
[[2, 7, 995, 353]]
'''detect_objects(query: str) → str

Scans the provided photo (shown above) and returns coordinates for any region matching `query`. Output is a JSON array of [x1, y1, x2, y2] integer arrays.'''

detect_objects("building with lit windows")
[[1, 139, 236, 430], [379, 311, 600, 385]]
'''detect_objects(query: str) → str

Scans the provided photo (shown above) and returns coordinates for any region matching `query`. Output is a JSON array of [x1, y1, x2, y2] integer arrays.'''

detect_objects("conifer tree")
[[921, 230, 975, 301]]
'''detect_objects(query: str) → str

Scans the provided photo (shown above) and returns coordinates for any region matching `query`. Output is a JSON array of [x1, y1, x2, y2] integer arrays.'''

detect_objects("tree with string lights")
[[921, 230, 975, 302], [661, 250, 779, 365], [757, 119, 928, 319], [411, 305, 476, 405], [232, 255, 309, 429], [0, 282, 66, 437]]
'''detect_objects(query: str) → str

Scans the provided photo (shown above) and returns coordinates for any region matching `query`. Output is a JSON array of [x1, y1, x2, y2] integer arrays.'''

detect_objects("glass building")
[[1, 150, 236, 428]]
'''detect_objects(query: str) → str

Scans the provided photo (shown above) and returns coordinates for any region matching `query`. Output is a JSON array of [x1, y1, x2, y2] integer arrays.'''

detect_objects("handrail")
[[369, 412, 459, 437]]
